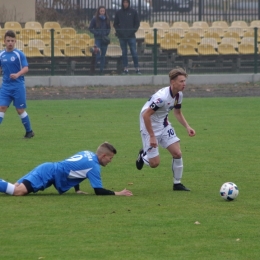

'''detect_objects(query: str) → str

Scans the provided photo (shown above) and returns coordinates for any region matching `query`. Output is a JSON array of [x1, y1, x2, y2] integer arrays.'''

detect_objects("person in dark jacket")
[[89, 6, 111, 74], [113, 0, 141, 75]]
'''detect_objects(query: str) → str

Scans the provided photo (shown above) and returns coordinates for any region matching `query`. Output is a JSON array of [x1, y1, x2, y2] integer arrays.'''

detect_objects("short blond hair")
[[96, 142, 117, 155], [169, 67, 188, 81]]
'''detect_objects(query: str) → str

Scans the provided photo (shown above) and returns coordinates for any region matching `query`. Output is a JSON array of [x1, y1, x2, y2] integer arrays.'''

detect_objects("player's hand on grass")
[[115, 189, 133, 196], [76, 190, 88, 195]]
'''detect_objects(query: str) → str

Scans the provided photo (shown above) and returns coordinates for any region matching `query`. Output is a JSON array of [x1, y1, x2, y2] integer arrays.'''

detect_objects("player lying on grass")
[[0, 142, 133, 196]]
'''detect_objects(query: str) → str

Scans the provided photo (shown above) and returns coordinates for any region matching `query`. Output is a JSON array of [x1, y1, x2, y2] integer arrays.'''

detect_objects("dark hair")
[[95, 6, 110, 28], [4, 30, 16, 39], [97, 142, 117, 155]]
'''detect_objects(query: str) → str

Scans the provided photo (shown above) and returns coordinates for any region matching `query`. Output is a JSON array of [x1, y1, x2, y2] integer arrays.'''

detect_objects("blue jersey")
[[17, 151, 103, 194], [0, 48, 28, 87]]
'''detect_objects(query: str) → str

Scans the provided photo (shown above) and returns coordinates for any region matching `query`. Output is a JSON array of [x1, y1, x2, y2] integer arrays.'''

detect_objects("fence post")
[[50, 29, 55, 76], [153, 28, 157, 75], [254, 27, 258, 74]]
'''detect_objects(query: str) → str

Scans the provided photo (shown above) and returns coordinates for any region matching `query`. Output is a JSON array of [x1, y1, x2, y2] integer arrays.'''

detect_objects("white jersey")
[[140, 86, 183, 135]]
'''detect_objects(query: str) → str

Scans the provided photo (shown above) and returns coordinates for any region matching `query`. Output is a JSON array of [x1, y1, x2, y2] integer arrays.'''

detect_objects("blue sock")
[[0, 179, 8, 193], [20, 112, 32, 132]]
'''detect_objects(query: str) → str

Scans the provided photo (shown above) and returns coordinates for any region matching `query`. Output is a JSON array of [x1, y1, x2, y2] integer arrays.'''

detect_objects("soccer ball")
[[220, 182, 239, 201]]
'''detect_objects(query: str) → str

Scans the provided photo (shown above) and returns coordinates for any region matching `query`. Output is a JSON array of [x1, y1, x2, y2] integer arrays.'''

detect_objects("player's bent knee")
[[13, 184, 29, 196], [149, 159, 160, 168]]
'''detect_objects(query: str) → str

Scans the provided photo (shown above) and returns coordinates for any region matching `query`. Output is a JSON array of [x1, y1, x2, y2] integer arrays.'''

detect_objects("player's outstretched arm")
[[94, 188, 133, 196]]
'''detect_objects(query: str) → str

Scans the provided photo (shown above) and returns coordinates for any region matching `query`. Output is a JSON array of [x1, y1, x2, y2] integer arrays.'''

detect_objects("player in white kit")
[[136, 68, 196, 191]]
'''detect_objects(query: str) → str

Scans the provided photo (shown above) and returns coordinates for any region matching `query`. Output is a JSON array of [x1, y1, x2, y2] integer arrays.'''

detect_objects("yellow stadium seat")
[[227, 27, 244, 37], [177, 44, 199, 56], [241, 37, 255, 45], [20, 29, 37, 39], [28, 39, 46, 51], [23, 46, 44, 57], [160, 38, 178, 51], [204, 31, 222, 43], [180, 38, 198, 48], [61, 28, 76, 37], [0, 29, 7, 35], [211, 21, 229, 30], [69, 39, 88, 51], [35, 34, 51, 45], [198, 44, 219, 55], [188, 27, 205, 37], [168, 28, 185, 38], [140, 21, 151, 29], [164, 32, 182, 44], [86, 38, 95, 47], [200, 38, 218, 49], [136, 28, 146, 40], [16, 35, 30, 46], [52, 39, 67, 51], [0, 35, 5, 47], [75, 33, 91, 41], [218, 44, 238, 55], [171, 21, 190, 32], [56, 34, 73, 45], [85, 47, 93, 57], [183, 32, 201, 44], [43, 46, 64, 57], [25, 21, 42, 33], [4, 21, 22, 33], [238, 43, 254, 55], [15, 40, 24, 50], [153, 22, 170, 29], [192, 21, 209, 31], [206, 27, 224, 38], [221, 37, 239, 48], [44, 22, 61, 34], [144, 33, 162, 45], [223, 31, 241, 43], [64, 46, 85, 57], [106, 45, 122, 57], [230, 21, 249, 31], [250, 20, 260, 28]]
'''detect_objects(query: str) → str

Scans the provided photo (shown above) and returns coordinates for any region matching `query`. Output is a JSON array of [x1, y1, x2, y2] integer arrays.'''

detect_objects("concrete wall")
[[10, 74, 260, 87], [0, 0, 35, 24]]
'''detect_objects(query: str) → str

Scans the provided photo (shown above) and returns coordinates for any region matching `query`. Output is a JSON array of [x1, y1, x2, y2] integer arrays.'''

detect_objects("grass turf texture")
[[0, 97, 260, 260]]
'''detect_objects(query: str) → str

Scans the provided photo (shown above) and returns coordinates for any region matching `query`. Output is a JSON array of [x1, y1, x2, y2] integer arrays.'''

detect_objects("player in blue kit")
[[0, 142, 133, 196], [136, 68, 196, 191], [0, 30, 34, 138]]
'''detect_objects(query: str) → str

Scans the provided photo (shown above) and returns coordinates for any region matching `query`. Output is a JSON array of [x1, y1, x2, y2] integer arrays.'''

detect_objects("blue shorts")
[[17, 163, 56, 193], [0, 84, 27, 109]]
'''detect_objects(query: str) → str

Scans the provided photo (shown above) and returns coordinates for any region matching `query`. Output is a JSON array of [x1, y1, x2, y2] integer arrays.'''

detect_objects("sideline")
[[1, 74, 260, 87]]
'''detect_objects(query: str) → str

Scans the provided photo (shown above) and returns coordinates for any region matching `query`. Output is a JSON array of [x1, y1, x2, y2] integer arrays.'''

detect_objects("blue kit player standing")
[[0, 30, 34, 138], [0, 142, 133, 197], [136, 68, 196, 191]]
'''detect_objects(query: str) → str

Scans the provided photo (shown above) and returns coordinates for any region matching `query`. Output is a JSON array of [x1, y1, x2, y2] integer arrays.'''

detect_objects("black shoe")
[[136, 69, 142, 75], [173, 183, 190, 191], [136, 149, 144, 170], [122, 69, 129, 75], [24, 131, 35, 139]]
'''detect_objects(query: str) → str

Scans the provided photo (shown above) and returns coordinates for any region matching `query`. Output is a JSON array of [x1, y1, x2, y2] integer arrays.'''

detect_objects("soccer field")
[[0, 97, 260, 259]]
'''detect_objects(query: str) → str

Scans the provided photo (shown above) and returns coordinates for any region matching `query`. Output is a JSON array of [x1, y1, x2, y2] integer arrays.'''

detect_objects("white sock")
[[19, 111, 28, 119], [142, 154, 150, 166], [6, 183, 15, 195], [172, 158, 183, 184]]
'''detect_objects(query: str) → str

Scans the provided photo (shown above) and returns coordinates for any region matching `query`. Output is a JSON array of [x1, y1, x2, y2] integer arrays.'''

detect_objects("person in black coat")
[[89, 6, 111, 74], [113, 0, 141, 75]]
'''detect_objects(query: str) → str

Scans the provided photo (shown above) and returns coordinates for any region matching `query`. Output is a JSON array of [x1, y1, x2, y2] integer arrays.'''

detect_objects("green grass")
[[0, 97, 260, 260]]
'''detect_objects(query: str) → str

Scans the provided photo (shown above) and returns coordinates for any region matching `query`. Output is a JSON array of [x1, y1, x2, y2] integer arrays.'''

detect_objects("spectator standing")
[[89, 6, 111, 75], [0, 30, 34, 138], [114, 0, 141, 75]]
